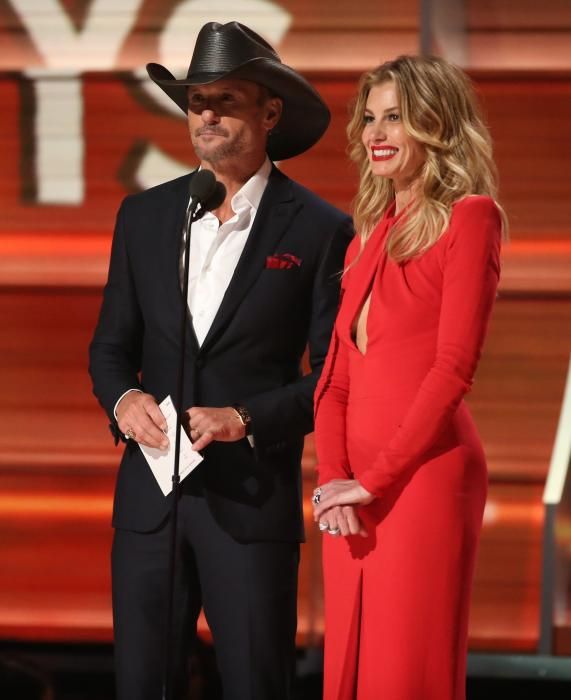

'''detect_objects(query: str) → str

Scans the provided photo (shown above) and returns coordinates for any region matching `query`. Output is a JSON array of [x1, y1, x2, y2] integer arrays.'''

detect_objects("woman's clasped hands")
[[312, 479, 375, 538]]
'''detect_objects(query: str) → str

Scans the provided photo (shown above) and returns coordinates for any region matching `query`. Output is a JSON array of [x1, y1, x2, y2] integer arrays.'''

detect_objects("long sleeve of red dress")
[[313, 235, 361, 485]]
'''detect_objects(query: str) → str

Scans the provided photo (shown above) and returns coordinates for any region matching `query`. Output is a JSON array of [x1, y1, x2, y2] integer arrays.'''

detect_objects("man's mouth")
[[196, 128, 228, 138]]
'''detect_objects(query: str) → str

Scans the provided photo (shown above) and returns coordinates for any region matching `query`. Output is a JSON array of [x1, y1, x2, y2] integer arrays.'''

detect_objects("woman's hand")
[[316, 504, 368, 538], [312, 479, 374, 521]]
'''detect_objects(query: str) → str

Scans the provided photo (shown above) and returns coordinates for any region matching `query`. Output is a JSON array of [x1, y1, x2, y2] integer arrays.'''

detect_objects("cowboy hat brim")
[[146, 58, 330, 161]]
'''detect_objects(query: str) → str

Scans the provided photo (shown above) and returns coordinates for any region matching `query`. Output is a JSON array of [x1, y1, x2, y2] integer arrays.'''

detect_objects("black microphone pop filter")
[[203, 181, 226, 212], [188, 169, 216, 204]]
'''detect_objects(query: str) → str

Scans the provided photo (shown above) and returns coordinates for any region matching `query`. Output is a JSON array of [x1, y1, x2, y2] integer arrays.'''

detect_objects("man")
[[89, 21, 352, 700]]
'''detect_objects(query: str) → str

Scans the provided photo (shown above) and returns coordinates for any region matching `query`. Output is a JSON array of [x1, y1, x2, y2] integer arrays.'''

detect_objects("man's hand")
[[187, 406, 246, 451], [116, 391, 168, 450]]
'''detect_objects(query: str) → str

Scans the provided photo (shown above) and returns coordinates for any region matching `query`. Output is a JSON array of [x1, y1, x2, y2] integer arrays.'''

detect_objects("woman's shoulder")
[[448, 195, 502, 233], [450, 194, 500, 220], [444, 195, 503, 252]]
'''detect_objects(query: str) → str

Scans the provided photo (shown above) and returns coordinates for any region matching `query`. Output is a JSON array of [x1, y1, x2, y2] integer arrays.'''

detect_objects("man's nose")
[[201, 107, 220, 124]]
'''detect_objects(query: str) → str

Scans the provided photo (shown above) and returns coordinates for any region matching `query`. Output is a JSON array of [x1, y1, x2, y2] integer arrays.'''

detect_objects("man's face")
[[187, 78, 282, 166]]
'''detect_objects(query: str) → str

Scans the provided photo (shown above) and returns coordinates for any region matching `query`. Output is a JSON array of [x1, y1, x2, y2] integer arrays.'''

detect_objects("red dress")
[[314, 196, 502, 700]]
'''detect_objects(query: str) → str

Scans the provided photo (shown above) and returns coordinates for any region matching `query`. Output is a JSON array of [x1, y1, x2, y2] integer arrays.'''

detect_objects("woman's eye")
[[387, 113, 400, 122], [363, 114, 374, 124]]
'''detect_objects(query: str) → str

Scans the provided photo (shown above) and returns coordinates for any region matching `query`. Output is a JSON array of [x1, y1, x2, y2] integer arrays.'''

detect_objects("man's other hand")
[[116, 392, 169, 450], [187, 406, 246, 451]]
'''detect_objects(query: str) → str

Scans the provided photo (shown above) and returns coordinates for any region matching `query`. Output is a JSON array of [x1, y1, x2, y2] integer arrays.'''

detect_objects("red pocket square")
[[265, 253, 302, 270]]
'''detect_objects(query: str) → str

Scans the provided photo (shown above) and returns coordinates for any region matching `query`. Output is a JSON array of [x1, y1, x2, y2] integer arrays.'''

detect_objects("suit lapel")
[[199, 167, 299, 355]]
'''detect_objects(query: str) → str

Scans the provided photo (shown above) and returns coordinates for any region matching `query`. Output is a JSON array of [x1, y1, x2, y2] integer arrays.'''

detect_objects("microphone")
[[187, 170, 227, 222], [203, 180, 226, 212], [189, 169, 216, 207]]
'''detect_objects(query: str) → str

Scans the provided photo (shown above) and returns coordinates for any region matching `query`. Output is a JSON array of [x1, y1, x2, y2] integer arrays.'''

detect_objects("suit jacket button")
[[195, 357, 204, 369]]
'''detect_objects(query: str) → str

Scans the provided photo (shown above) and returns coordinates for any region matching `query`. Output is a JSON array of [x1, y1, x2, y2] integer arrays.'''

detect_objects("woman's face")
[[361, 80, 425, 191]]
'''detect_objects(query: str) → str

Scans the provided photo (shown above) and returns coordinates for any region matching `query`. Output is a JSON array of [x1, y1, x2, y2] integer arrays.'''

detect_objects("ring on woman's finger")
[[125, 427, 136, 440], [318, 522, 329, 532], [312, 487, 322, 505], [328, 527, 341, 536]]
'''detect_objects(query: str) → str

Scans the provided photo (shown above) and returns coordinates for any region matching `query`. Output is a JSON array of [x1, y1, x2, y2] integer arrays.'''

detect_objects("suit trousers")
[[111, 484, 299, 700]]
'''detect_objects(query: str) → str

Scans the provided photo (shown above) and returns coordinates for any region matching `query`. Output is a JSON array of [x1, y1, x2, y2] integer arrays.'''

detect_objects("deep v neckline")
[[348, 239, 384, 358], [347, 203, 399, 357], [351, 287, 373, 356]]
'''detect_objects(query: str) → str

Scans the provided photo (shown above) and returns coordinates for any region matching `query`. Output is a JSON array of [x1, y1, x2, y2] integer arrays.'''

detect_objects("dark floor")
[[2, 642, 571, 699], [50, 676, 571, 700]]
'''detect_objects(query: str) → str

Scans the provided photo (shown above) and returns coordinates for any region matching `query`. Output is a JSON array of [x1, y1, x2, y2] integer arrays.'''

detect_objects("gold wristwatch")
[[232, 404, 252, 435]]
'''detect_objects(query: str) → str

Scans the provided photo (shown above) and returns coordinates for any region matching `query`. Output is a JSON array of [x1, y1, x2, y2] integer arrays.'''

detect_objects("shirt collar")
[[230, 157, 272, 214], [197, 158, 271, 225]]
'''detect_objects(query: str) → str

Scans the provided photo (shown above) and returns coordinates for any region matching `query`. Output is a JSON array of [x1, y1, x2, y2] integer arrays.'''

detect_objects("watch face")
[[233, 405, 251, 426]]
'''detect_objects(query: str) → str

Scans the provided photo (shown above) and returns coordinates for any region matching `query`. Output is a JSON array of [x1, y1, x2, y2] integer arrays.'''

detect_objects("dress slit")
[[325, 565, 363, 700]]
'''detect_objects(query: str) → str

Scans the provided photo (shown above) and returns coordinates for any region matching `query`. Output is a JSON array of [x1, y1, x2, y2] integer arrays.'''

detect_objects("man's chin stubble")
[[193, 137, 247, 165]]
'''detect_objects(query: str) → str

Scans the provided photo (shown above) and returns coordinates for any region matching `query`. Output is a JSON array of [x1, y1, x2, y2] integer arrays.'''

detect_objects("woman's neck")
[[393, 176, 421, 215]]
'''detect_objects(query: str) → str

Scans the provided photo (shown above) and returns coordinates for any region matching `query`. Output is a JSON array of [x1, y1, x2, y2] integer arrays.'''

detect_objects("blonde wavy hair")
[[347, 55, 507, 262]]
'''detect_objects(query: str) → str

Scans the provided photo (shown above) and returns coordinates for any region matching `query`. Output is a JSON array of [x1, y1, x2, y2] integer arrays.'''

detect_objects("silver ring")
[[327, 528, 341, 536], [318, 522, 328, 532], [312, 488, 322, 505]]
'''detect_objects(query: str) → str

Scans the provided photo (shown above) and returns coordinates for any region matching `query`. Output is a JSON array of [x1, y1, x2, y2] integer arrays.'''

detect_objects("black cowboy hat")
[[146, 21, 330, 161]]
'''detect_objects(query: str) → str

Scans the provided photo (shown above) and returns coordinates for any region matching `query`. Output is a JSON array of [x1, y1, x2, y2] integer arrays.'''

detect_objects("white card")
[[139, 395, 203, 496]]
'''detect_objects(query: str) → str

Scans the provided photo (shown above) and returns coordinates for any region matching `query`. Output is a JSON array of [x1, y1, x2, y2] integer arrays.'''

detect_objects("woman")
[[312, 56, 506, 699]]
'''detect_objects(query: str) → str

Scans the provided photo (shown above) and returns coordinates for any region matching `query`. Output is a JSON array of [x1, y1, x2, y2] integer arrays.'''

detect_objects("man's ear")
[[265, 97, 283, 130]]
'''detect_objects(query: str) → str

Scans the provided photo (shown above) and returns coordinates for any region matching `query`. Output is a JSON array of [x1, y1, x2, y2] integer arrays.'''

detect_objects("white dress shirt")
[[186, 157, 271, 345], [114, 158, 272, 418]]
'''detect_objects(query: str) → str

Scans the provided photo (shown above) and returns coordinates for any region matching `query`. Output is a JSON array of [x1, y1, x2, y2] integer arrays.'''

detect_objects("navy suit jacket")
[[89, 166, 353, 541]]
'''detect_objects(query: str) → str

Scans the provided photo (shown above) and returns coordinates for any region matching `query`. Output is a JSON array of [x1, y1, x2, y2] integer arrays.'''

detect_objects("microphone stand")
[[161, 172, 225, 700], [162, 191, 207, 700]]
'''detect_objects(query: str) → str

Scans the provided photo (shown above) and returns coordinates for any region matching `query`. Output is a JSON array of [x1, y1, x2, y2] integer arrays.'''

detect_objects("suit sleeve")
[[359, 197, 502, 496], [88, 198, 144, 441], [240, 215, 354, 444]]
